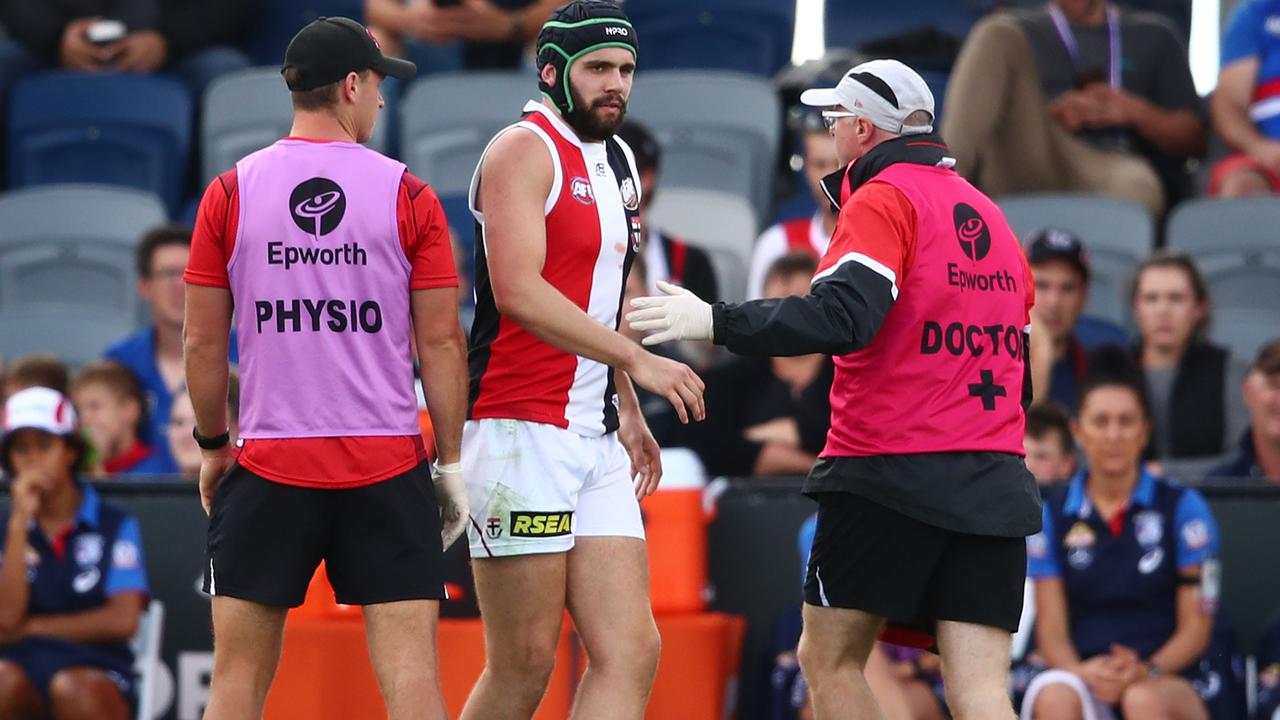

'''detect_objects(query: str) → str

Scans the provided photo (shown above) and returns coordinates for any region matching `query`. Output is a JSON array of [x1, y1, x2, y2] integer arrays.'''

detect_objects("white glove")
[[432, 462, 469, 550], [625, 280, 714, 345]]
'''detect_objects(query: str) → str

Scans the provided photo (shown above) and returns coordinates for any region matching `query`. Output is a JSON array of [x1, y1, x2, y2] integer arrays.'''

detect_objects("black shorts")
[[803, 493, 1026, 635], [203, 462, 445, 607]]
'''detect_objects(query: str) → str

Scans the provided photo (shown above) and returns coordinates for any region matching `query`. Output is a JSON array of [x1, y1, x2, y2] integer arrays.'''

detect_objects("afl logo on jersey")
[[570, 177, 595, 205], [620, 177, 639, 211], [953, 202, 991, 261], [290, 177, 347, 240]]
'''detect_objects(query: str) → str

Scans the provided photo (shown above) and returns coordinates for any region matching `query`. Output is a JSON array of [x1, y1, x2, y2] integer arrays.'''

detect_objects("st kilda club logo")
[[953, 203, 991, 261], [290, 177, 347, 241]]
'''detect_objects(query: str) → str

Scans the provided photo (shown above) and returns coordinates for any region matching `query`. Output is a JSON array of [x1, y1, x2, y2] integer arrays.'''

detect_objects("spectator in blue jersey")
[[1024, 227, 1128, 414], [1210, 0, 1280, 196], [0, 387, 149, 720], [105, 225, 237, 472], [1205, 338, 1280, 482], [1021, 347, 1218, 720]]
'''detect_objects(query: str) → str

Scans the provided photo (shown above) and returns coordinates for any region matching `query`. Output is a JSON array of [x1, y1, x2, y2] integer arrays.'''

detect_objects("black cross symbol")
[[968, 369, 1006, 411]]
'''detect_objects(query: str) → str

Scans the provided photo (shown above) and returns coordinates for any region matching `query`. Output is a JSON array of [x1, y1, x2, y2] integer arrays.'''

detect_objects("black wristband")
[[192, 426, 230, 450]]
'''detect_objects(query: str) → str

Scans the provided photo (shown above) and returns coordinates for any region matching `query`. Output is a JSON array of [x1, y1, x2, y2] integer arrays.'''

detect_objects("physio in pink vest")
[[183, 17, 466, 720]]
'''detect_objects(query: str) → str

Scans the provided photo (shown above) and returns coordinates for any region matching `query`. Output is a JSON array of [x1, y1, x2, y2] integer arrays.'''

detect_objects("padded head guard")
[[536, 0, 638, 114]]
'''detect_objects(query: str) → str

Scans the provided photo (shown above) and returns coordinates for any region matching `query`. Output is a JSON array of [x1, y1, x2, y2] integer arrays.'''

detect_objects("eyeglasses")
[[821, 110, 860, 130]]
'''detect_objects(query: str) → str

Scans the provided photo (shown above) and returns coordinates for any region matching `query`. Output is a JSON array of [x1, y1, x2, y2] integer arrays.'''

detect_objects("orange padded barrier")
[[643, 487, 709, 613]]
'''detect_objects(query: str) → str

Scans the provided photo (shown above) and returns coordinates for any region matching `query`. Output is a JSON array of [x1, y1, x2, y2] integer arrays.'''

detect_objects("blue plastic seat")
[[825, 0, 981, 53], [246, 0, 366, 66], [628, 0, 795, 76], [8, 72, 192, 214]]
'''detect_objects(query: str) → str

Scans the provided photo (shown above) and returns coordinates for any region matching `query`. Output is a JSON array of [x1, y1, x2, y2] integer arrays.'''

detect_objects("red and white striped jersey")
[[466, 102, 642, 437]]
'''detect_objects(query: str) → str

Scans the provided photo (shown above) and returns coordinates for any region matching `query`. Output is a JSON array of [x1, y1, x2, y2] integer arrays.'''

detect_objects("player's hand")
[[198, 447, 234, 516], [60, 18, 114, 71], [109, 30, 168, 73], [405, 0, 462, 43], [626, 281, 714, 346], [618, 407, 662, 499], [1078, 654, 1127, 704], [1247, 138, 1280, 173], [624, 350, 705, 424], [9, 471, 47, 525], [433, 462, 469, 550], [446, 0, 519, 42], [1108, 643, 1152, 688], [1049, 90, 1094, 132]]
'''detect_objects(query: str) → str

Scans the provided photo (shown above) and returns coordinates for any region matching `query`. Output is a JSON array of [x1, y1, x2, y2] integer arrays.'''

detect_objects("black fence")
[[2, 478, 1278, 720]]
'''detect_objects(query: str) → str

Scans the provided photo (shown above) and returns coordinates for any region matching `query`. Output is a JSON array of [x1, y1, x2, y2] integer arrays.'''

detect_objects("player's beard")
[[565, 84, 626, 142]]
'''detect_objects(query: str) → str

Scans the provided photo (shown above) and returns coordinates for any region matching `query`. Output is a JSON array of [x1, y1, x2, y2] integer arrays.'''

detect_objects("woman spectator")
[[0, 388, 148, 720], [1131, 252, 1248, 462], [1020, 348, 1219, 720]]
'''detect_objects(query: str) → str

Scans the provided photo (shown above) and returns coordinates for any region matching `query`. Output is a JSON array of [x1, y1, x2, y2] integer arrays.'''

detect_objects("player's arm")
[[715, 188, 909, 356], [1213, 57, 1268, 155], [1032, 577, 1084, 670], [479, 128, 645, 370], [412, 288, 467, 466], [480, 127, 703, 422], [1142, 572, 1213, 675], [23, 592, 145, 644], [632, 185, 907, 357], [710, 261, 896, 357], [1148, 494, 1218, 674], [0, 516, 33, 637], [184, 286, 232, 440]]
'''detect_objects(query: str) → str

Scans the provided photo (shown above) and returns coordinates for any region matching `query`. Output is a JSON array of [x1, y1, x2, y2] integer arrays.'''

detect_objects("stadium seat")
[[648, 188, 758, 293], [825, 0, 981, 53], [1167, 197, 1280, 322], [399, 71, 537, 198], [0, 184, 163, 362], [1210, 308, 1278, 367], [627, 0, 795, 76], [246, 0, 365, 66], [627, 70, 781, 221], [201, 67, 389, 185], [998, 193, 1155, 328], [1166, 197, 1280, 257], [8, 72, 192, 214]]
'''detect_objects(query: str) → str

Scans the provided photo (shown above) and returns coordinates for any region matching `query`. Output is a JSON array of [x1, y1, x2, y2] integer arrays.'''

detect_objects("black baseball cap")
[[1025, 227, 1089, 282], [281, 17, 416, 91], [617, 120, 661, 175]]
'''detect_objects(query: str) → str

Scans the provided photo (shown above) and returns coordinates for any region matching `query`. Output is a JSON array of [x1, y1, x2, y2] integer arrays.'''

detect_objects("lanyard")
[[1046, 2, 1122, 89]]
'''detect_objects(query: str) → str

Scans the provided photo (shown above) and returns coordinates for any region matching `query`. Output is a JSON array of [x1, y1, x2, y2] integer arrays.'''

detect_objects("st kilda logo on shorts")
[[290, 177, 347, 241], [953, 203, 991, 261]]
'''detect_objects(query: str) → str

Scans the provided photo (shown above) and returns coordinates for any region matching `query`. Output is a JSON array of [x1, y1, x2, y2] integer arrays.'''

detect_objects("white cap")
[[799, 59, 935, 135], [3, 387, 77, 437]]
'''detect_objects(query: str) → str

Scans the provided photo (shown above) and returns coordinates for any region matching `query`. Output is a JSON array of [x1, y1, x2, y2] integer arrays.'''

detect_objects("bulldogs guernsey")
[[467, 101, 643, 436]]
